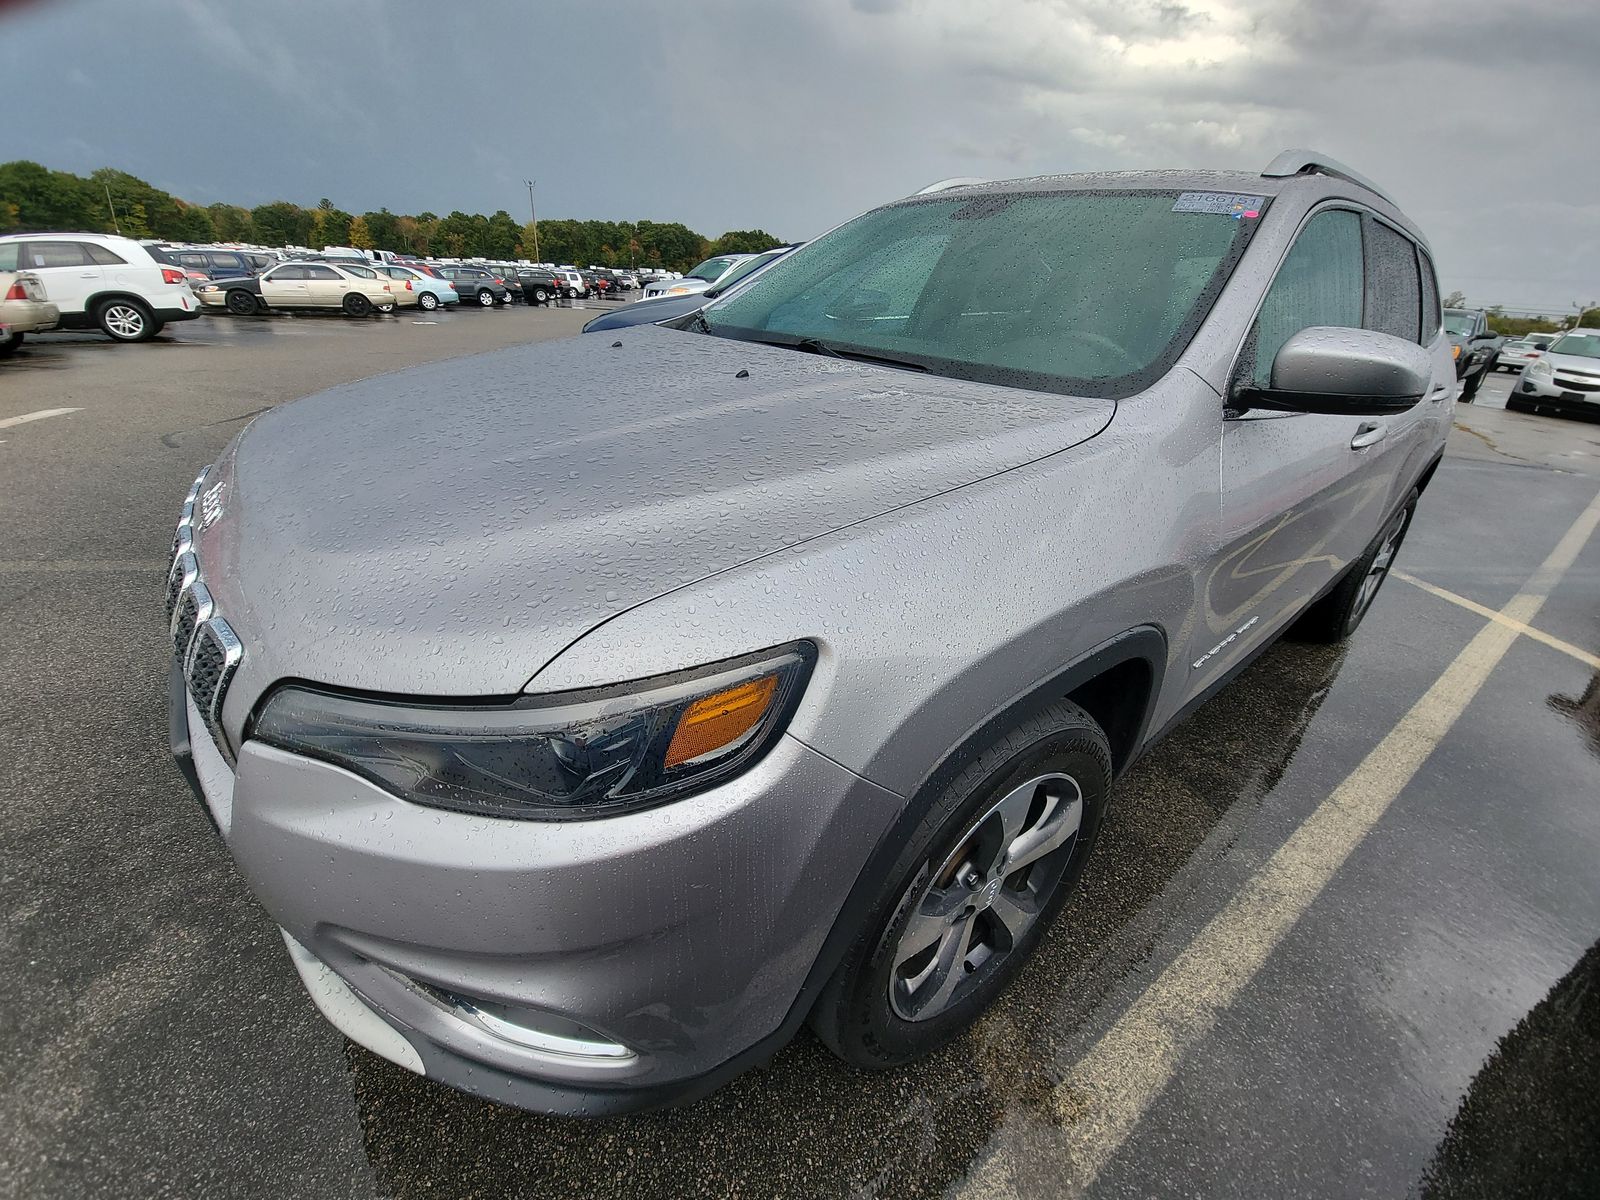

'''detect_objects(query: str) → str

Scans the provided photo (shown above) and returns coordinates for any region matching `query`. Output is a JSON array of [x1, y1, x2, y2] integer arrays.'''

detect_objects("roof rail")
[[1261, 150, 1396, 206], [913, 177, 987, 196]]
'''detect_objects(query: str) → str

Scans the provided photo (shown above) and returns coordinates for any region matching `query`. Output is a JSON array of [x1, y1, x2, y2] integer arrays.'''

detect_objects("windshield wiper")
[[791, 338, 927, 373]]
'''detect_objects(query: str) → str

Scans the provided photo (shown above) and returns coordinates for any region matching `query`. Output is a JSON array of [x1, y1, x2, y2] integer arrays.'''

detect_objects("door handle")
[[1351, 421, 1387, 449], [79, 272, 98, 278]]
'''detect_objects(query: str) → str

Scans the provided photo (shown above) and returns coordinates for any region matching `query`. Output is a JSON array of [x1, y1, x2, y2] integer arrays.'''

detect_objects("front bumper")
[[168, 663, 902, 1113], [1514, 370, 1600, 418]]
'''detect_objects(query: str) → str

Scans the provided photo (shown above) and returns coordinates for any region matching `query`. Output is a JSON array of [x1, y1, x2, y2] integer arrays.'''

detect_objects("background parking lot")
[[2, 317, 1597, 1200]]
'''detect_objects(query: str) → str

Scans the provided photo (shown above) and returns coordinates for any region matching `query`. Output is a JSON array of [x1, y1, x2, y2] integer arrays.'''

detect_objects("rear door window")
[[1417, 248, 1441, 341], [85, 243, 128, 265], [1364, 220, 1421, 344], [24, 241, 95, 268], [1248, 209, 1365, 387]]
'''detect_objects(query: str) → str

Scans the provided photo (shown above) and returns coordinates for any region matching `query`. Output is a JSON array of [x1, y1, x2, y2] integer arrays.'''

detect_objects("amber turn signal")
[[664, 675, 779, 769]]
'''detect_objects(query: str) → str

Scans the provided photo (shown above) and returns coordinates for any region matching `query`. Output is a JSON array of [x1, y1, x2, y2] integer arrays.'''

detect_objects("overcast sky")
[[4, 0, 1595, 312]]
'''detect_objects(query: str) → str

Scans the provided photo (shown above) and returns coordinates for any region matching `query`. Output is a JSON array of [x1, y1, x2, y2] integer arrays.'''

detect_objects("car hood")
[[198, 324, 1114, 706], [1542, 350, 1600, 375], [650, 278, 712, 295]]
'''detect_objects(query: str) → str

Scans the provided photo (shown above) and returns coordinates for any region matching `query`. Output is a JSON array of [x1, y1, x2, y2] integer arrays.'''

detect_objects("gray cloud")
[[1, 0, 1594, 310]]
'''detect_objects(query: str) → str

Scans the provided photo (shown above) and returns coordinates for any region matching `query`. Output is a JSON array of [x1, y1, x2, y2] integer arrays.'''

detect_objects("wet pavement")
[[1, 319, 1596, 1199]]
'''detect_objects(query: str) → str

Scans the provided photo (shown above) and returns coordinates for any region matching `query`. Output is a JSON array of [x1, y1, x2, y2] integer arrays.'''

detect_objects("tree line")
[[0, 161, 782, 270]]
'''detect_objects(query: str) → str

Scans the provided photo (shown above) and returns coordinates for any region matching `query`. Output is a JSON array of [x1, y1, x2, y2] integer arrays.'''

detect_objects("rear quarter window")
[[1364, 220, 1421, 344]]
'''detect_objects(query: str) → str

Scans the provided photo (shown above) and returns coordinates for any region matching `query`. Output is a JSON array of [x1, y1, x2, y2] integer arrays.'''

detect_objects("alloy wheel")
[[889, 772, 1084, 1022], [1351, 507, 1408, 626], [103, 304, 145, 339]]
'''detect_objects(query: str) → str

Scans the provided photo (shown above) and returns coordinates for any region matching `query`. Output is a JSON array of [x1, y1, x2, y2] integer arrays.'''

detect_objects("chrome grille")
[[1553, 374, 1600, 393], [168, 465, 243, 761]]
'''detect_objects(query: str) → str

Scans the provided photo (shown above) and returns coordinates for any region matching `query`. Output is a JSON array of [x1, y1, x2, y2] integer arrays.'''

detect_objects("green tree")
[[1443, 290, 1468, 308], [252, 201, 313, 247], [348, 214, 374, 250], [709, 228, 783, 256], [483, 209, 520, 259], [361, 209, 399, 251], [0, 160, 107, 231], [206, 203, 254, 242], [170, 203, 215, 243]]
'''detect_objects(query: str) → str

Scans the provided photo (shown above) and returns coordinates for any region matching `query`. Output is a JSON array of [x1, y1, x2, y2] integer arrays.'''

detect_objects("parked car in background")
[[194, 273, 266, 315], [556, 269, 590, 299], [167, 150, 1452, 1115], [513, 267, 562, 305], [254, 262, 397, 316], [1508, 328, 1600, 419], [582, 245, 797, 334], [433, 266, 511, 307], [375, 264, 457, 311], [339, 262, 420, 308], [1496, 336, 1547, 372], [153, 246, 274, 280], [0, 232, 199, 342], [0, 270, 60, 356], [641, 254, 753, 299], [1443, 307, 1499, 401]]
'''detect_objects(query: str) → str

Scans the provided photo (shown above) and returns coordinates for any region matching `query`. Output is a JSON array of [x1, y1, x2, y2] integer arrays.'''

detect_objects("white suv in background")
[[0, 232, 200, 343]]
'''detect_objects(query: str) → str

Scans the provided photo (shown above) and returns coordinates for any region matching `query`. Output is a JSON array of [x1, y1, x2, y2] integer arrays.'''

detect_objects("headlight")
[[252, 644, 813, 820], [1528, 358, 1555, 378], [199, 285, 220, 293]]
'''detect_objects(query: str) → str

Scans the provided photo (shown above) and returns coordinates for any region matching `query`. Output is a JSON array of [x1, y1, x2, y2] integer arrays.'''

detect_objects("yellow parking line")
[[956, 485, 1600, 1197], [1393, 569, 1600, 670]]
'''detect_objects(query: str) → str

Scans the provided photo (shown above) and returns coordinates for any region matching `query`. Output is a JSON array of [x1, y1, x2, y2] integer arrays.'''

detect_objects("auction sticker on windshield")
[[1172, 192, 1263, 218]]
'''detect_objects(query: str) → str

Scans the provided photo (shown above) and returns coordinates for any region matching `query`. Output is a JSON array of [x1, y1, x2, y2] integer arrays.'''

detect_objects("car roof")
[[896, 151, 1425, 247]]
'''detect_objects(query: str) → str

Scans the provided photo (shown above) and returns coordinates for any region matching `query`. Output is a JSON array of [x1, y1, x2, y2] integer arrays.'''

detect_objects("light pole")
[[103, 183, 121, 235], [523, 179, 540, 263]]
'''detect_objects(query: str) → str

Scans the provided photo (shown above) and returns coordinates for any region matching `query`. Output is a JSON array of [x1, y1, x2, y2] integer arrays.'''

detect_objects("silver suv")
[[167, 150, 1452, 1114]]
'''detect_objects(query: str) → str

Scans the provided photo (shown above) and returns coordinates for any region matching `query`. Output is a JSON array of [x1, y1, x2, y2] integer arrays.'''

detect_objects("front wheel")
[[342, 293, 374, 317], [1291, 493, 1415, 643], [1460, 366, 1486, 402], [225, 288, 258, 316], [810, 700, 1111, 1068], [533, 287, 550, 304], [97, 298, 156, 342], [0, 330, 22, 357]]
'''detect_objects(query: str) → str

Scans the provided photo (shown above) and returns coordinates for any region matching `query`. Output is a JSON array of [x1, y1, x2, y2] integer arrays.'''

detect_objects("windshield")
[[702, 190, 1265, 398], [708, 249, 785, 295], [1443, 312, 1476, 335], [1550, 333, 1600, 359], [685, 255, 737, 282]]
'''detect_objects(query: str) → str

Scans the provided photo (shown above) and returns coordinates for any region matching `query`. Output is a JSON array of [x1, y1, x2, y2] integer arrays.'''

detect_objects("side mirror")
[[1472, 330, 1498, 341], [1238, 326, 1431, 416]]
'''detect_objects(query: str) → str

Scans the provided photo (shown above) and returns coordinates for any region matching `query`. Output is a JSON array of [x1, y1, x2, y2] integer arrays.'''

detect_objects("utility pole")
[[523, 179, 540, 263], [104, 183, 121, 235]]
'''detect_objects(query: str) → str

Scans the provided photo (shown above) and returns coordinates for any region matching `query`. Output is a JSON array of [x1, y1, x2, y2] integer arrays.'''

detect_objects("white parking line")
[[0, 407, 82, 431], [956, 484, 1600, 1197]]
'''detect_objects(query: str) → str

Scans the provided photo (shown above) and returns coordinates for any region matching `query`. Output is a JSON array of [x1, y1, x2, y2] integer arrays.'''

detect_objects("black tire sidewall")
[[813, 703, 1111, 1068], [343, 294, 372, 317], [226, 289, 256, 315]]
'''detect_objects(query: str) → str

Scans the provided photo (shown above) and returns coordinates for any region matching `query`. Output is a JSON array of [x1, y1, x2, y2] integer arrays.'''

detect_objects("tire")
[[1460, 365, 1486, 402], [0, 330, 22, 357], [1506, 397, 1532, 414], [342, 293, 373, 317], [1290, 492, 1415, 644], [377, 303, 395, 314], [96, 297, 156, 342], [809, 700, 1112, 1069], [418, 291, 439, 312], [225, 289, 258, 316], [477, 289, 495, 307], [533, 287, 550, 304]]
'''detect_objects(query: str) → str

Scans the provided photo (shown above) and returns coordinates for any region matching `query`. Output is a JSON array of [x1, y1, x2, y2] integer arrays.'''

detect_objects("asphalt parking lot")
[[2, 319, 1597, 1200]]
